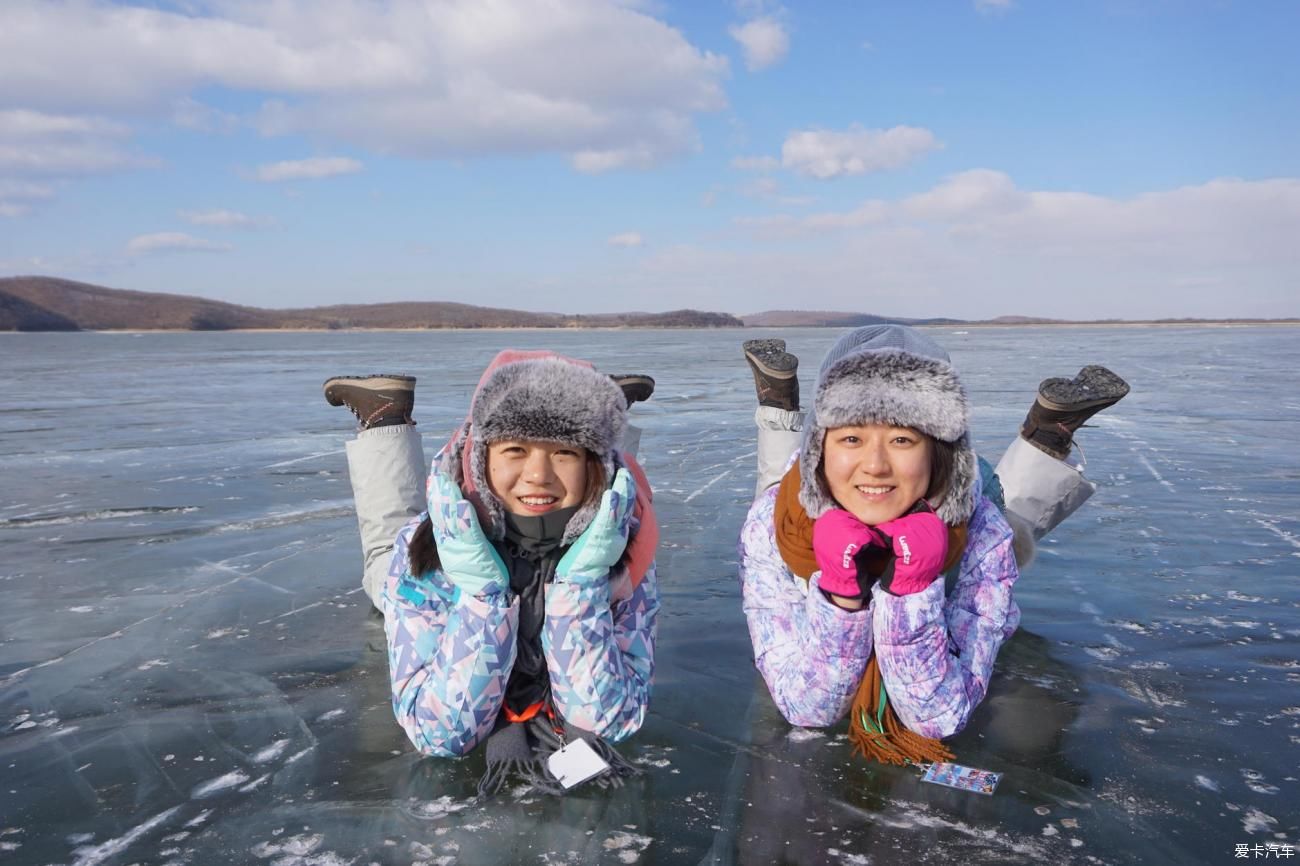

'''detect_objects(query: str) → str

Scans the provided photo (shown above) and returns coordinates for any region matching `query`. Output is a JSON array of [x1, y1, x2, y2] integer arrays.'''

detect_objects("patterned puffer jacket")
[[380, 482, 659, 758], [738, 473, 1020, 738]]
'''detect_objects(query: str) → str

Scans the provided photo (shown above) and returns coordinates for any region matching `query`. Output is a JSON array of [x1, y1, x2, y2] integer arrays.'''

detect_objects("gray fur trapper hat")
[[799, 325, 978, 526], [464, 355, 628, 544]]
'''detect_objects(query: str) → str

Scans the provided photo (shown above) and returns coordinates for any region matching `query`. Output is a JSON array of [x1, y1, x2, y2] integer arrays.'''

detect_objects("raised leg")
[[345, 424, 427, 606], [325, 374, 425, 608]]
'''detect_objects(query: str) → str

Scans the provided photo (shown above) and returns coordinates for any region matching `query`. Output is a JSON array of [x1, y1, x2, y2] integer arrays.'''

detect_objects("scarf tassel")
[[846, 658, 954, 767]]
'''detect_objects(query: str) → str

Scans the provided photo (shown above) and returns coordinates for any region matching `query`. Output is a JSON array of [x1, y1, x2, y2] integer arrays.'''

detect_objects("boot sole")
[[323, 374, 416, 406], [743, 340, 798, 378], [610, 374, 655, 404], [1037, 366, 1129, 412]]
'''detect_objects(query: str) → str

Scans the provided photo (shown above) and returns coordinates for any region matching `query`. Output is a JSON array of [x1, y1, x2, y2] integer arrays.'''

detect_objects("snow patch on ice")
[[250, 832, 325, 860], [285, 747, 313, 764], [787, 728, 825, 743], [1242, 769, 1279, 795], [252, 739, 290, 763], [184, 810, 212, 828], [239, 773, 271, 792], [407, 795, 475, 821], [192, 770, 250, 798], [67, 805, 181, 866], [854, 801, 1053, 858], [602, 831, 652, 862], [1242, 808, 1278, 835]]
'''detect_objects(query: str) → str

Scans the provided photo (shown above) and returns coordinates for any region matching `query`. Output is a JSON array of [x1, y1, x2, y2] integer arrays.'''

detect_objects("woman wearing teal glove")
[[326, 351, 659, 797]]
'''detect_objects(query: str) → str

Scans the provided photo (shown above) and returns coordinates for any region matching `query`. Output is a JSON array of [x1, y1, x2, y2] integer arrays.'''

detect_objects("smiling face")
[[486, 439, 590, 516], [820, 423, 933, 526]]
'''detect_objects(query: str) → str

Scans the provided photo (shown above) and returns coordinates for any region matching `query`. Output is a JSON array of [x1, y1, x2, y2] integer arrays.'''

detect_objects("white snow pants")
[[344, 423, 646, 607], [346, 424, 427, 607], [753, 406, 1094, 540]]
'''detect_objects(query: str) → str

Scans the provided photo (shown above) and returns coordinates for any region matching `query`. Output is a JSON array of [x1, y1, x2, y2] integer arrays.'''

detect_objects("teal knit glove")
[[426, 466, 509, 598], [556, 468, 636, 584]]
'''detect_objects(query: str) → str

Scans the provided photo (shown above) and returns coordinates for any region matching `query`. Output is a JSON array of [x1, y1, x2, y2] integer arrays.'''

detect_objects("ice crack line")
[[1254, 518, 1300, 550], [685, 468, 733, 502], [264, 448, 344, 469], [1135, 453, 1176, 493]]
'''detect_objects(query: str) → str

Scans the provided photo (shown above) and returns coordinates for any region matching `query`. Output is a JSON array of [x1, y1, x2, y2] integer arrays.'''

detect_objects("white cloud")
[[608, 231, 644, 247], [902, 169, 1026, 221], [732, 155, 780, 171], [0, 108, 144, 176], [0, 179, 54, 218], [0, 109, 128, 138], [178, 209, 266, 228], [975, 0, 1014, 13], [782, 125, 940, 179], [713, 174, 1300, 318], [729, 17, 789, 71], [572, 144, 662, 175], [171, 98, 240, 134], [254, 157, 363, 182], [0, 0, 727, 170], [126, 232, 233, 255]]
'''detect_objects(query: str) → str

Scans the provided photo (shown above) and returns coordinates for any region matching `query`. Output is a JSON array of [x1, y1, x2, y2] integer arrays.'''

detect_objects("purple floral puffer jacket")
[[738, 480, 1020, 738]]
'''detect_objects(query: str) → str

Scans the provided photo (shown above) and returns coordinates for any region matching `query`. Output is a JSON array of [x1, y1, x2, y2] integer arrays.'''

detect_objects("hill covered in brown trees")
[[0, 277, 742, 331]]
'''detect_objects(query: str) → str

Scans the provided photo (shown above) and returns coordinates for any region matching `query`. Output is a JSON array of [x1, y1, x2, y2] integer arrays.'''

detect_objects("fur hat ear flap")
[[797, 427, 837, 519], [936, 436, 978, 526]]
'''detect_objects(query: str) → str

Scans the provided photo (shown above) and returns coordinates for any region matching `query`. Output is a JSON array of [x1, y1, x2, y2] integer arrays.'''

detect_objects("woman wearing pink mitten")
[[811, 508, 884, 602], [739, 324, 1020, 766], [871, 502, 949, 596]]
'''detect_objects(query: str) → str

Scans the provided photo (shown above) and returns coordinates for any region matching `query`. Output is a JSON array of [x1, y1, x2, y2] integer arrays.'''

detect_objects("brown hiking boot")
[[1021, 365, 1129, 459], [609, 374, 655, 406], [323, 374, 416, 429], [743, 339, 800, 412]]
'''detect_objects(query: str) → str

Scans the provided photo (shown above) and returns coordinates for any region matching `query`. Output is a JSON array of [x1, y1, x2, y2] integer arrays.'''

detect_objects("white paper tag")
[[546, 739, 610, 789]]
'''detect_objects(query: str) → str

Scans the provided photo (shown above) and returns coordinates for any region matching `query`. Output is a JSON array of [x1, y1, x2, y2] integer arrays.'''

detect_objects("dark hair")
[[926, 436, 956, 508], [579, 450, 607, 511], [406, 447, 608, 578], [408, 513, 440, 578]]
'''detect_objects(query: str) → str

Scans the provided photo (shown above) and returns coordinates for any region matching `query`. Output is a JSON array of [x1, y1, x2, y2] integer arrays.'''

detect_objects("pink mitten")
[[813, 509, 885, 599], [874, 502, 949, 596]]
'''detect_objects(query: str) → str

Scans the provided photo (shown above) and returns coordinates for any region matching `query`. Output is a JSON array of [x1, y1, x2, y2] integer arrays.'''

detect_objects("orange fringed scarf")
[[774, 463, 967, 766]]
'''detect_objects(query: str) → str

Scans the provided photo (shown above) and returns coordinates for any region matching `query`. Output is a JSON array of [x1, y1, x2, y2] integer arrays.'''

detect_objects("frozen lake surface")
[[1, 326, 1297, 865]]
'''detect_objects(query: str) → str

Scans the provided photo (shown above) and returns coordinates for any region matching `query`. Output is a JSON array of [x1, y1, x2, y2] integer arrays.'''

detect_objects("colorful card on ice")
[[920, 762, 1002, 795]]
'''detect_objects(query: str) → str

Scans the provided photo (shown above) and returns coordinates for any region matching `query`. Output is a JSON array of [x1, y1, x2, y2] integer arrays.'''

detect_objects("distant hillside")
[[0, 276, 743, 331], [0, 276, 282, 331], [742, 310, 965, 327], [4, 277, 1294, 332]]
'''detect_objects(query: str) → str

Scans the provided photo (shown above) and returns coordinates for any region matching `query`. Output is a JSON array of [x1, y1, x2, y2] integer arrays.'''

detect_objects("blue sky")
[[2, 0, 1297, 319]]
